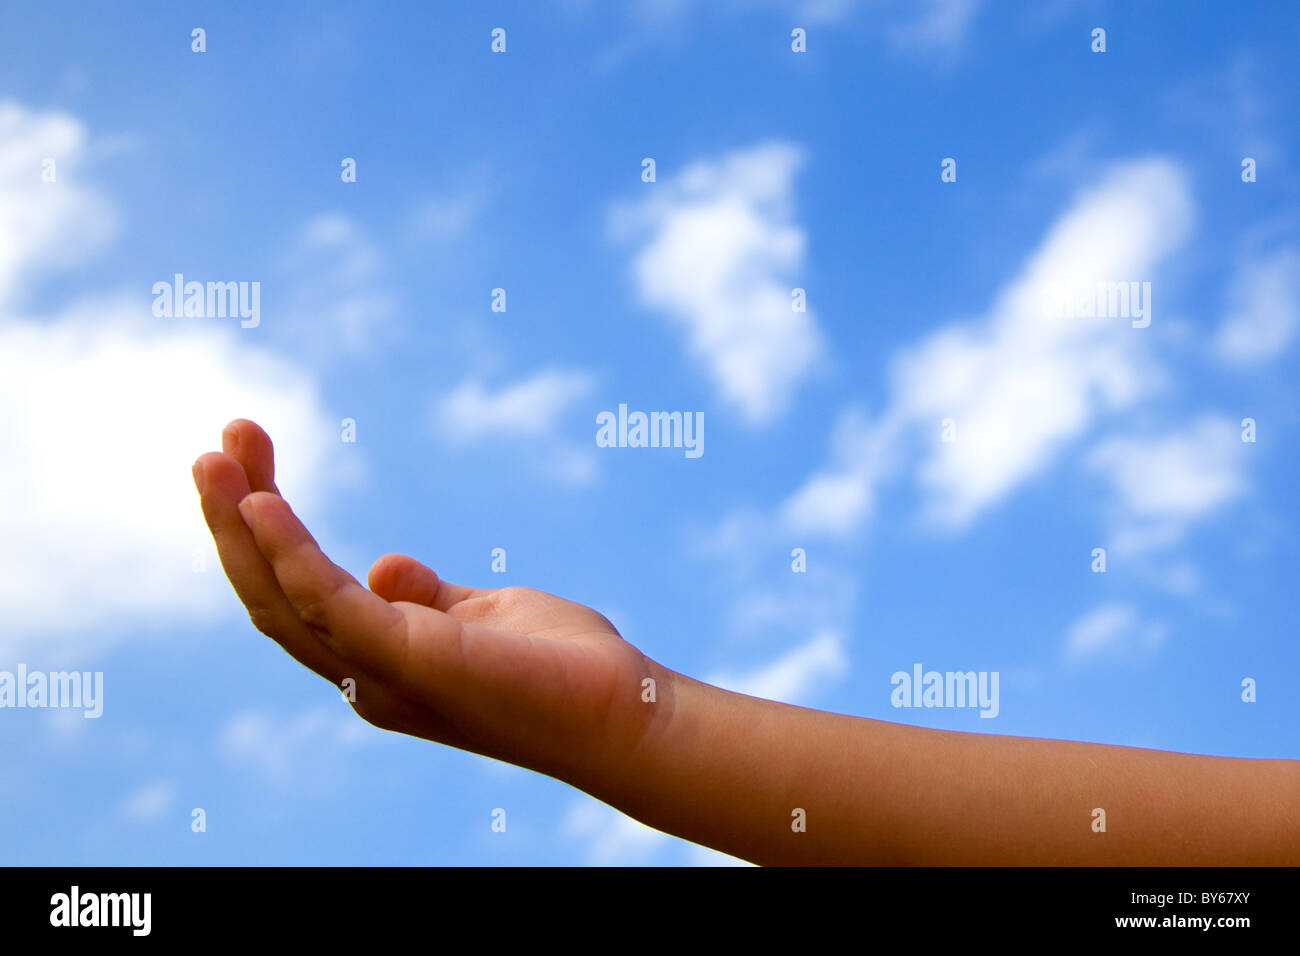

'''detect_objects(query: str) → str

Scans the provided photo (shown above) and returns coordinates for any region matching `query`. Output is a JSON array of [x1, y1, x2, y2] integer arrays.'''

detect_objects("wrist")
[[575, 662, 736, 838], [570, 656, 701, 808]]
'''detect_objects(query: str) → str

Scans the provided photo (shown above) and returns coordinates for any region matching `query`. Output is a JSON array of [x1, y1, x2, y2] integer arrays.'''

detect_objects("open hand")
[[192, 420, 674, 786]]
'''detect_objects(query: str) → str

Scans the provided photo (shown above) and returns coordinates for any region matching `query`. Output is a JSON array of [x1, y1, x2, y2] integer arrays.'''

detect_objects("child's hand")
[[192, 420, 674, 787]]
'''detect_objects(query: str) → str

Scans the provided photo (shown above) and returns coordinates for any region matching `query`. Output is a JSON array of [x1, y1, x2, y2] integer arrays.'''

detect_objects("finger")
[[368, 553, 488, 611], [196, 453, 441, 734], [239, 493, 538, 725], [195, 452, 353, 682], [238, 491, 463, 688], [222, 418, 280, 495]]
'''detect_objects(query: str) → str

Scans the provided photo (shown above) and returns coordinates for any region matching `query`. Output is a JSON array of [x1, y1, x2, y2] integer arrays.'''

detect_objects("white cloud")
[[0, 100, 115, 304], [612, 141, 822, 425], [706, 630, 847, 705], [1063, 603, 1167, 664], [1214, 246, 1300, 363], [436, 369, 594, 440], [721, 567, 858, 642], [295, 213, 383, 281], [0, 305, 340, 657], [219, 706, 368, 783], [119, 780, 176, 823], [586, 1, 985, 54], [782, 157, 1194, 537], [433, 369, 598, 484], [781, 472, 872, 534], [885, 0, 984, 52], [778, 407, 895, 534], [280, 213, 395, 353], [900, 159, 1192, 526], [0, 103, 341, 660], [409, 192, 483, 241], [1148, 558, 1203, 598], [561, 799, 670, 865], [1088, 416, 1248, 553]]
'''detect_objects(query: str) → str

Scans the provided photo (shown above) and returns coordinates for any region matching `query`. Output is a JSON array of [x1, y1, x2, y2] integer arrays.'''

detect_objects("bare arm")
[[598, 673, 1300, 864]]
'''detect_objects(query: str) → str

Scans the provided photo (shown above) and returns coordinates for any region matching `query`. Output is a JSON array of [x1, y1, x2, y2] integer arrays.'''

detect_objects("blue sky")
[[1, 0, 1297, 865]]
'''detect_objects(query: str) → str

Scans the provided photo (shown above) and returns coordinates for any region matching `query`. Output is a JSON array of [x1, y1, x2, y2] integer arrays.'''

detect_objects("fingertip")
[[223, 419, 278, 494], [236, 491, 278, 532], [366, 553, 398, 591], [226, 419, 271, 447], [237, 491, 319, 565], [237, 489, 277, 520], [237, 491, 279, 554], [193, 451, 237, 493]]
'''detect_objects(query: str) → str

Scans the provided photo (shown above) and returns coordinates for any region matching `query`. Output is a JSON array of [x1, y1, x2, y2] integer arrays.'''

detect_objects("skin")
[[193, 419, 1300, 865]]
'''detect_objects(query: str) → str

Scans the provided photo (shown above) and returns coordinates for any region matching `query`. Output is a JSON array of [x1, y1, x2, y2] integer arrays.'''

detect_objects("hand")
[[192, 420, 675, 787]]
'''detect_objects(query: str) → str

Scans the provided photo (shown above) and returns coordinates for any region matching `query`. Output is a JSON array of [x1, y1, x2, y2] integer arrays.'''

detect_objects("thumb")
[[368, 553, 484, 609]]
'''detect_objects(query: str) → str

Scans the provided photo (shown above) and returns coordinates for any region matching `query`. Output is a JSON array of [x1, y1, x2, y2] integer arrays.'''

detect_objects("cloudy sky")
[[1, 0, 1297, 865]]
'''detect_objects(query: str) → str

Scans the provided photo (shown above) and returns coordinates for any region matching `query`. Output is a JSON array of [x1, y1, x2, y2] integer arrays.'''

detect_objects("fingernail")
[[191, 461, 205, 494], [222, 423, 239, 454], [237, 495, 255, 520]]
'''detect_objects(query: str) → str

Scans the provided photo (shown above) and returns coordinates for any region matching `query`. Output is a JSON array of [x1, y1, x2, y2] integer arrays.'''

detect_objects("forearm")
[[584, 669, 1300, 865]]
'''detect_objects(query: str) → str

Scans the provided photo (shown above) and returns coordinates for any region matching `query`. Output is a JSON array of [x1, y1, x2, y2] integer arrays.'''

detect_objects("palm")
[[376, 579, 656, 770]]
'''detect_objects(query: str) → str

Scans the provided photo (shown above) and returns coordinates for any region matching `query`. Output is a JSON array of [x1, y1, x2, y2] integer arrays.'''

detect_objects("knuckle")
[[492, 586, 533, 611], [294, 575, 347, 635], [246, 605, 278, 637], [296, 596, 331, 632], [449, 594, 493, 622]]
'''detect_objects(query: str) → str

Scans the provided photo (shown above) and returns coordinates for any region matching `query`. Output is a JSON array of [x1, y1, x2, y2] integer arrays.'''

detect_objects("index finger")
[[236, 491, 463, 689]]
